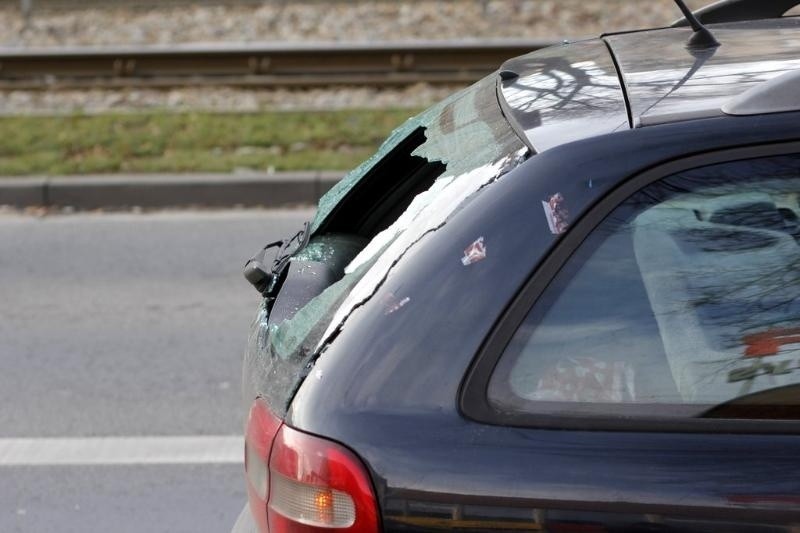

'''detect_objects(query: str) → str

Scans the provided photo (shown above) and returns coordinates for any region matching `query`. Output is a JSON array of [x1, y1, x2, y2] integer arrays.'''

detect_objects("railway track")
[[0, 40, 555, 89]]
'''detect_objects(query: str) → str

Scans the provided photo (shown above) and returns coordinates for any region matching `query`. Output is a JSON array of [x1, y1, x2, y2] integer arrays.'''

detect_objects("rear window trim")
[[460, 139, 800, 434]]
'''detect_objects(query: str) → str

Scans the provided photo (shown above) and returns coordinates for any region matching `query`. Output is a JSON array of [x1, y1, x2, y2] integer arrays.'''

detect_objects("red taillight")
[[269, 424, 379, 532], [245, 399, 283, 532], [245, 399, 380, 533]]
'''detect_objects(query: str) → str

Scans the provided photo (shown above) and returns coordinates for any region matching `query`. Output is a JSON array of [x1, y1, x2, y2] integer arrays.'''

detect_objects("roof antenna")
[[672, 0, 720, 50]]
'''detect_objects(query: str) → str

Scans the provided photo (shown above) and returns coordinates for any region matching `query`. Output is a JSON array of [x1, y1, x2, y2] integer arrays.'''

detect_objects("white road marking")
[[0, 436, 243, 466]]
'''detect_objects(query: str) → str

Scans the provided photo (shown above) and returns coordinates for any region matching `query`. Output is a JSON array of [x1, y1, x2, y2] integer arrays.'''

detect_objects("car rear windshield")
[[244, 72, 528, 416]]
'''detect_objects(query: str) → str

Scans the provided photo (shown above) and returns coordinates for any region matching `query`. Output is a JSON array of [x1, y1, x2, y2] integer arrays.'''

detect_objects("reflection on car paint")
[[382, 293, 411, 316], [499, 40, 629, 152], [606, 20, 800, 125]]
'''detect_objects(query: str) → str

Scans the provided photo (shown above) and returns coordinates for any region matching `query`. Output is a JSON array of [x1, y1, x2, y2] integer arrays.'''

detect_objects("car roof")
[[500, 17, 800, 153], [609, 18, 800, 126]]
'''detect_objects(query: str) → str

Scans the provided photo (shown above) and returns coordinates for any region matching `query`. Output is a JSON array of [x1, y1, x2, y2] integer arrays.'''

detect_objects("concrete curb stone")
[[0, 177, 48, 207], [0, 172, 344, 209]]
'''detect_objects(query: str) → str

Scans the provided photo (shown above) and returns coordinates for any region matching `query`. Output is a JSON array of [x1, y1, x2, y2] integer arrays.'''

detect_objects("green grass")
[[0, 109, 421, 175]]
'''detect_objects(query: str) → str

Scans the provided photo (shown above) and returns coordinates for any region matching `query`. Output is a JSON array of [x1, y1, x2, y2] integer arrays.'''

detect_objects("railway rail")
[[0, 40, 555, 89]]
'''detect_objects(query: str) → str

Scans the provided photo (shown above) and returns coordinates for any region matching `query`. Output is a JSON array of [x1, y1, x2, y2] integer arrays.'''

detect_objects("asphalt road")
[[0, 208, 313, 532]]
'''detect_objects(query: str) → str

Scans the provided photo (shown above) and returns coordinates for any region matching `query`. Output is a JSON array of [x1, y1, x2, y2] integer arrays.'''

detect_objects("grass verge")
[[0, 109, 420, 175]]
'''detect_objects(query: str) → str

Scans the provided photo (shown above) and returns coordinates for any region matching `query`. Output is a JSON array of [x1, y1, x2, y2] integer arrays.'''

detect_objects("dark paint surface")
[[500, 39, 630, 152], [606, 18, 800, 126], [288, 113, 800, 531], [496, 17, 800, 154]]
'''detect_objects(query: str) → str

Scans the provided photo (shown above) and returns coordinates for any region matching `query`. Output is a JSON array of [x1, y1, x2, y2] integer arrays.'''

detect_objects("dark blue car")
[[234, 2, 800, 531]]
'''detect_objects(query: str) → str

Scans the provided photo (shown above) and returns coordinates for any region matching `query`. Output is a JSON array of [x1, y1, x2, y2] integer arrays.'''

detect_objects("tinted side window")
[[488, 155, 800, 420]]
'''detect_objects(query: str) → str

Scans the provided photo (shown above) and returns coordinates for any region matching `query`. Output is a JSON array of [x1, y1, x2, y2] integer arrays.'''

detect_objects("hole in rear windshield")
[[316, 127, 446, 239]]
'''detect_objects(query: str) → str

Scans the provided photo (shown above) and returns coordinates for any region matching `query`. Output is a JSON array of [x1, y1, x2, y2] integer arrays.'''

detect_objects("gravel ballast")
[[0, 0, 718, 114], [1, 0, 710, 47], [0, 84, 460, 114]]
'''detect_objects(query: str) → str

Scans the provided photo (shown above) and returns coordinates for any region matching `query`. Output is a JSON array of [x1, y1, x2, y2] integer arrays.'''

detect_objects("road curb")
[[0, 171, 344, 209]]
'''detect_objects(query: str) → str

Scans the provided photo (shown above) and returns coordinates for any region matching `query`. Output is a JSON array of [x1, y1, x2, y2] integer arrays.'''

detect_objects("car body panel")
[[605, 18, 800, 126], [494, 18, 800, 153], [289, 113, 800, 531], [290, 113, 800, 425], [499, 39, 630, 152], [239, 14, 800, 533]]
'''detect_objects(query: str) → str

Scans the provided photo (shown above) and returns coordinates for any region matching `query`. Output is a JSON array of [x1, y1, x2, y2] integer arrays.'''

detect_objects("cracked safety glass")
[[244, 72, 528, 416]]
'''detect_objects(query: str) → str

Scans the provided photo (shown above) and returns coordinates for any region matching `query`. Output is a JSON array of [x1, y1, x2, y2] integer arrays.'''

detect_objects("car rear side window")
[[488, 154, 800, 420]]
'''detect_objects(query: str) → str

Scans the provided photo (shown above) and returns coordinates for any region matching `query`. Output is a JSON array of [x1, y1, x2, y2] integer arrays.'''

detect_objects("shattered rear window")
[[244, 72, 528, 416], [310, 74, 517, 233]]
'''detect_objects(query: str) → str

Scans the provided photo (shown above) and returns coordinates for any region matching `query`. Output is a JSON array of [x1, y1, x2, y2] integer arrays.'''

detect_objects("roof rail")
[[722, 70, 800, 116], [672, 0, 800, 27]]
